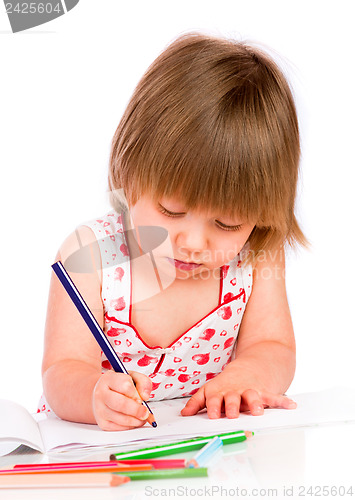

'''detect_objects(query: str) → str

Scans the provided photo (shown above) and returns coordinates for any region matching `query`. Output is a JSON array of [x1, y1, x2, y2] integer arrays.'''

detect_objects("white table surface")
[[0, 422, 354, 500]]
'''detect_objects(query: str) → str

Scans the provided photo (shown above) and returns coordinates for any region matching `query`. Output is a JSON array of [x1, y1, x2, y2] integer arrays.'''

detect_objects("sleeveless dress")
[[38, 210, 253, 413]]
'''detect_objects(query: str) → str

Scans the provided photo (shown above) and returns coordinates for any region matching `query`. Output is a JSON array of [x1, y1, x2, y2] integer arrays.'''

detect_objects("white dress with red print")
[[37, 211, 253, 414]]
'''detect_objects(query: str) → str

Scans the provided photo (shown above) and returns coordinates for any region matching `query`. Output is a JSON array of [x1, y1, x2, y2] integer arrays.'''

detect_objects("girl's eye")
[[158, 204, 185, 217], [215, 220, 243, 232], [158, 204, 242, 231]]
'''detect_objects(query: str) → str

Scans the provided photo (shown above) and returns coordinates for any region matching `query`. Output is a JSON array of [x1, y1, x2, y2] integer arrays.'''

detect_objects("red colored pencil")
[[13, 459, 186, 470]]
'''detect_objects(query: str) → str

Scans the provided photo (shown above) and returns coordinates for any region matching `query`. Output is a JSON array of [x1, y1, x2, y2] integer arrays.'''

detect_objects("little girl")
[[40, 33, 308, 431]]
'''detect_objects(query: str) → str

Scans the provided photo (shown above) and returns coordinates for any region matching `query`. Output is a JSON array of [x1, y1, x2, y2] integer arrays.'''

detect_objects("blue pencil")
[[186, 436, 223, 468], [51, 260, 157, 428]]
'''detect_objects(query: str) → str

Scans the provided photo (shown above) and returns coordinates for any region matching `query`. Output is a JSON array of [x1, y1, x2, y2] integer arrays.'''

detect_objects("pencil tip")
[[111, 474, 130, 486], [147, 413, 157, 427]]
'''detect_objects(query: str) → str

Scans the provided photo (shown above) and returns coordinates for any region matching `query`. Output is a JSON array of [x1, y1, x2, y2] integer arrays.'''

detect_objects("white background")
[[0, 0, 354, 413]]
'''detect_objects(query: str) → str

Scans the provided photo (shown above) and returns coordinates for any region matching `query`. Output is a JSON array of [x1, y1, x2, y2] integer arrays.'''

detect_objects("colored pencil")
[[51, 260, 157, 428], [13, 461, 119, 469], [110, 430, 252, 460], [114, 467, 208, 480], [14, 459, 186, 470], [0, 472, 130, 489], [117, 459, 187, 469], [186, 436, 223, 468], [1, 464, 152, 475]]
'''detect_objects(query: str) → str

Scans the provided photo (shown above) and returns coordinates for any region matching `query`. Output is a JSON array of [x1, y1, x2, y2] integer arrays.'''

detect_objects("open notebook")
[[1, 387, 355, 456]]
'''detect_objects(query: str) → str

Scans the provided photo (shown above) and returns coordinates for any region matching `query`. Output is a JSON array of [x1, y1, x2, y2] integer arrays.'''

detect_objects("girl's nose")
[[175, 220, 209, 255]]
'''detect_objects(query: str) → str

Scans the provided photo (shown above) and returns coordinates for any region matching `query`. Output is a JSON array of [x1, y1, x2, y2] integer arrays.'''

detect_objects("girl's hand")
[[180, 371, 297, 419], [92, 370, 152, 431]]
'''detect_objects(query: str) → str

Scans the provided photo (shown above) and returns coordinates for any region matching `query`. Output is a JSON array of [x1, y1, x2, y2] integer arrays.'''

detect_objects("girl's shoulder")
[[57, 210, 125, 286], [80, 211, 125, 239]]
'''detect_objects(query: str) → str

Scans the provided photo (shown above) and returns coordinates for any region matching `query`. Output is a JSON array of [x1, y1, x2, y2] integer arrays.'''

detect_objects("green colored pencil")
[[110, 430, 252, 460], [114, 467, 208, 480]]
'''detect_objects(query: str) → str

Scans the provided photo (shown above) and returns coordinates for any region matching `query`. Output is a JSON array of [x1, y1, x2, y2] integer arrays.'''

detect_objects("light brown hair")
[[109, 32, 308, 264]]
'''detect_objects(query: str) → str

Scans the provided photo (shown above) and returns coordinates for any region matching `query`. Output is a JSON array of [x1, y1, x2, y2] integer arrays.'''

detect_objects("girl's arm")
[[41, 226, 151, 429], [181, 246, 297, 418]]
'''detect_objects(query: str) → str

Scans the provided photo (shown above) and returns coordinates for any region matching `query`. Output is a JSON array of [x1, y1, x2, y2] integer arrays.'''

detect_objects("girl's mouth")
[[167, 258, 202, 271]]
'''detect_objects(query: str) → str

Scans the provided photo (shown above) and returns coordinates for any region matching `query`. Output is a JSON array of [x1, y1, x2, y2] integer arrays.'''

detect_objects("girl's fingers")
[[181, 388, 206, 416], [181, 386, 297, 420], [98, 404, 148, 431], [224, 392, 242, 419], [105, 389, 149, 421], [129, 370, 153, 401], [93, 372, 152, 430], [205, 393, 224, 419], [241, 389, 265, 415], [261, 391, 297, 409], [240, 390, 297, 415], [106, 372, 141, 401]]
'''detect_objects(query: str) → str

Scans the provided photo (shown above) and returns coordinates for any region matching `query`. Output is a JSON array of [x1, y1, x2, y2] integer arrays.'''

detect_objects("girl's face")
[[128, 194, 255, 281]]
